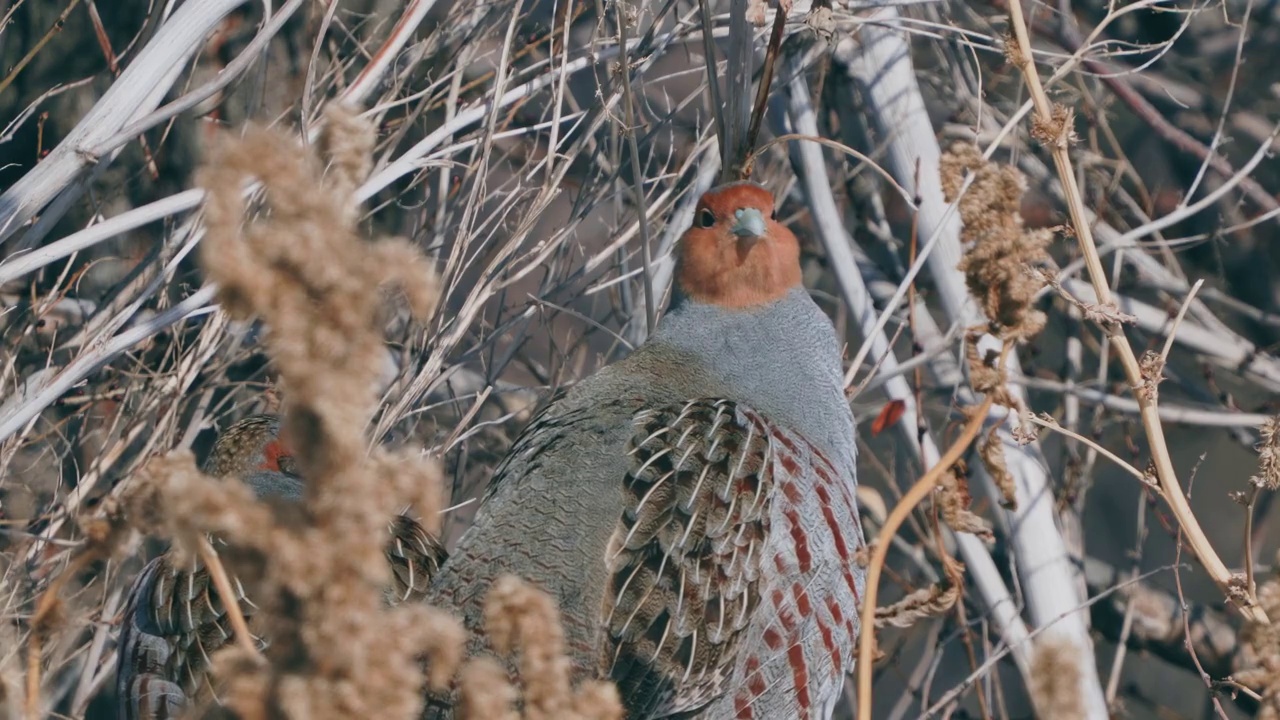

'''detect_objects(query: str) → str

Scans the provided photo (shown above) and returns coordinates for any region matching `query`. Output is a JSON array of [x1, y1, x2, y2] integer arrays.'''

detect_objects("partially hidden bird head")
[[203, 414, 298, 478], [675, 181, 801, 309]]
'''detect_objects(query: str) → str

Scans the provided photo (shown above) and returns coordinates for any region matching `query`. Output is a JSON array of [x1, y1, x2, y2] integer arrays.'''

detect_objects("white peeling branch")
[[95, 0, 309, 158], [1021, 376, 1278, 429], [341, 0, 443, 108], [0, 0, 251, 246], [835, 9, 1108, 716], [0, 190, 203, 289], [0, 285, 217, 443]]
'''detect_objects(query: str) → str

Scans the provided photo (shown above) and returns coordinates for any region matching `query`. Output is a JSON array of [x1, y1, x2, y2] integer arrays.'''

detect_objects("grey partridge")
[[426, 182, 866, 719], [115, 413, 446, 719]]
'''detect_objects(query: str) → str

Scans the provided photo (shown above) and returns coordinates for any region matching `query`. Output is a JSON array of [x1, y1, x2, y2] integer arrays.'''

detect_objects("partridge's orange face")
[[206, 414, 299, 477], [675, 182, 801, 309], [260, 436, 297, 475]]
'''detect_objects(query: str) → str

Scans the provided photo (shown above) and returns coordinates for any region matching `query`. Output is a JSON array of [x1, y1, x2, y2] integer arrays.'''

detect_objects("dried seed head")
[[457, 657, 520, 720], [1029, 635, 1086, 720], [1002, 32, 1027, 68], [941, 144, 1053, 343], [1251, 416, 1280, 491], [1031, 104, 1079, 150], [1239, 554, 1280, 714], [164, 105, 450, 719], [1137, 351, 1166, 404]]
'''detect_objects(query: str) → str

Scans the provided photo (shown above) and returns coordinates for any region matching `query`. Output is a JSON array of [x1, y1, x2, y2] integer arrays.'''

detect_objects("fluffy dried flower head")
[[457, 657, 520, 720], [124, 451, 276, 566], [1029, 635, 1085, 720], [475, 576, 623, 720], [198, 106, 439, 464], [1252, 416, 1280, 490], [941, 143, 1052, 342], [132, 105, 455, 720]]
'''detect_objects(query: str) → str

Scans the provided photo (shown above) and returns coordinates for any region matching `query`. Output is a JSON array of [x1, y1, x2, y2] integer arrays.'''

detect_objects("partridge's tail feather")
[[116, 557, 243, 720]]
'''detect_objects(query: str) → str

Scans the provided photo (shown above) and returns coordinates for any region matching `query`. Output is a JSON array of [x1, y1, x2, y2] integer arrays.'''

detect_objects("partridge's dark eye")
[[698, 208, 716, 228]]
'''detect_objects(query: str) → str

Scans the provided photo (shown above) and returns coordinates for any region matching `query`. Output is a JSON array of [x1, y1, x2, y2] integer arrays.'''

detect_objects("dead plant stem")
[[857, 390, 999, 720], [1003, 0, 1269, 624], [197, 537, 262, 657]]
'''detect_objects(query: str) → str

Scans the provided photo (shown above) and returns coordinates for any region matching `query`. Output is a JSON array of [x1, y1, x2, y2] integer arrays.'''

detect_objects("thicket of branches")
[[2, 0, 1280, 718]]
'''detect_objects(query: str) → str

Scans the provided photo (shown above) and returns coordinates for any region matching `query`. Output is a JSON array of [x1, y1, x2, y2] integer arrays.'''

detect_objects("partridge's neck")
[[648, 287, 857, 474]]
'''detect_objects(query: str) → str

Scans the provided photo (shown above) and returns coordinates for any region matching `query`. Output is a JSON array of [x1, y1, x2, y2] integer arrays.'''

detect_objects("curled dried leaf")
[[980, 426, 1017, 510], [937, 460, 993, 540], [874, 584, 961, 629]]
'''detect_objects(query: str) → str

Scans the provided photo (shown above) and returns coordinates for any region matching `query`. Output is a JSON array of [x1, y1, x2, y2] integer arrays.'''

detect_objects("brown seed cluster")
[[937, 143, 1056, 525], [941, 143, 1053, 344], [121, 105, 625, 720], [1028, 635, 1086, 720]]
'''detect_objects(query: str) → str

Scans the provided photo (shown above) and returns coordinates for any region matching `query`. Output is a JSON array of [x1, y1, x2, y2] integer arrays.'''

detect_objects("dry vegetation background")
[[2, 0, 1280, 718]]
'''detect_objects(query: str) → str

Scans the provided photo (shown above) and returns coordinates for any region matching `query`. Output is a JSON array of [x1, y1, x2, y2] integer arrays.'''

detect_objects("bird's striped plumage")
[[604, 399, 863, 719], [423, 181, 866, 719]]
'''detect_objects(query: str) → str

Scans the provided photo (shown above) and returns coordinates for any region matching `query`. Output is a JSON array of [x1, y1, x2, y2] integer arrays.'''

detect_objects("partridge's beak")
[[731, 207, 767, 240]]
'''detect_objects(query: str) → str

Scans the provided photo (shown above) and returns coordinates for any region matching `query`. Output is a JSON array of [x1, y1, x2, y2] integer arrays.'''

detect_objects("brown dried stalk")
[[856, 383, 1000, 720], [874, 583, 961, 629], [1003, 0, 1269, 625]]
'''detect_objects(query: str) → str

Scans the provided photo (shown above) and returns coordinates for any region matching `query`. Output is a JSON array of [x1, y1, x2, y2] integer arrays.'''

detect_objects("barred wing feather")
[[603, 399, 864, 719]]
